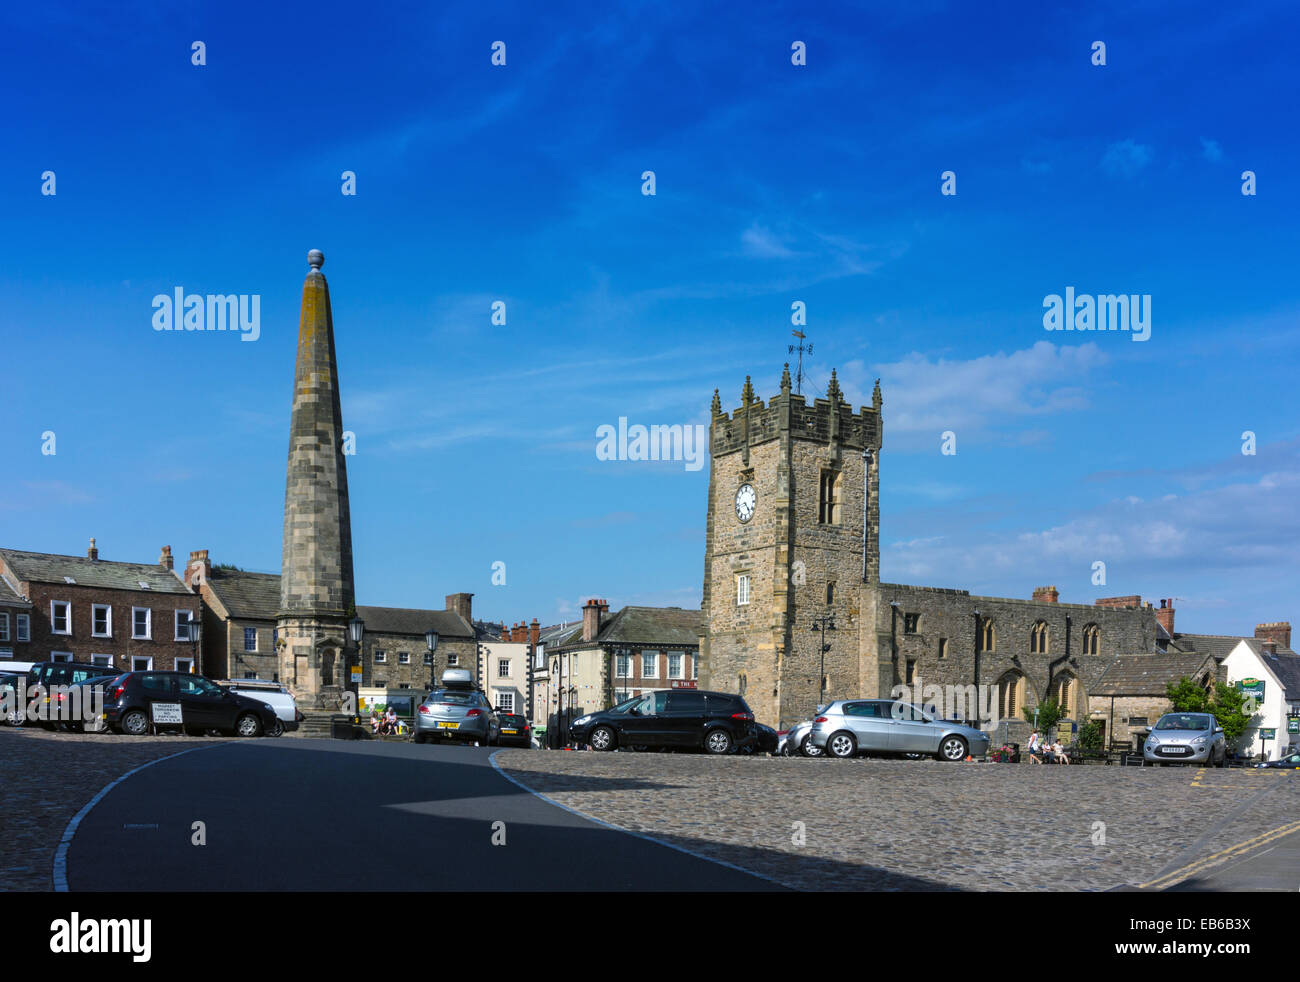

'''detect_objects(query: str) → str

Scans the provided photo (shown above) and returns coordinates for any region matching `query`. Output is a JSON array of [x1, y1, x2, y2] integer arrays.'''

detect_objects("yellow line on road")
[[1139, 819, 1300, 890]]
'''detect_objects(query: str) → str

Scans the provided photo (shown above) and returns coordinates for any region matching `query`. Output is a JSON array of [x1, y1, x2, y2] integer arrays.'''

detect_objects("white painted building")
[[477, 639, 528, 716], [1221, 634, 1300, 760]]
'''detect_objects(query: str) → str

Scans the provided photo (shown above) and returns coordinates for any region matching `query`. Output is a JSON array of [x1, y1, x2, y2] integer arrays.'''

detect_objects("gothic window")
[[738, 672, 747, 696], [979, 618, 996, 652], [1054, 673, 1078, 718], [904, 613, 919, 634], [826, 581, 835, 605], [1082, 623, 1100, 656], [818, 469, 842, 525], [999, 672, 1025, 720], [1030, 620, 1049, 654], [938, 638, 948, 659]]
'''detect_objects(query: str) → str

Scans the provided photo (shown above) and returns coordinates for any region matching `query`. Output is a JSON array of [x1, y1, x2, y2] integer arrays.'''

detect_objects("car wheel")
[[268, 718, 285, 738], [6, 708, 24, 727], [705, 729, 733, 755], [937, 736, 968, 761], [235, 713, 263, 738], [121, 709, 149, 736], [827, 731, 857, 759], [800, 736, 825, 758], [590, 726, 616, 751]]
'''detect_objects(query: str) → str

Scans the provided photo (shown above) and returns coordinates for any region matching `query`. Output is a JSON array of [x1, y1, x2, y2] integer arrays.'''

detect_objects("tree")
[[1023, 697, 1064, 736], [1210, 684, 1253, 746], [1077, 719, 1104, 751], [1166, 676, 1209, 712]]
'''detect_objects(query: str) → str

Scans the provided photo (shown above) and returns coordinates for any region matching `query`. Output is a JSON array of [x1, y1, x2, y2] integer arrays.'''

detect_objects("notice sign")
[[150, 702, 183, 724], [1259, 728, 1277, 740], [1289, 717, 1299, 734], [351, 665, 362, 682]]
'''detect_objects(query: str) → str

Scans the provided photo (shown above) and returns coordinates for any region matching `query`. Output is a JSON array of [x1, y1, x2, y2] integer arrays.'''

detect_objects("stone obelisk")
[[277, 250, 356, 710]]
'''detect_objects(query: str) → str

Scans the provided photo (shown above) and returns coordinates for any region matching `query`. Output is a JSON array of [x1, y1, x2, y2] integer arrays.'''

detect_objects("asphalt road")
[[63, 740, 781, 891]]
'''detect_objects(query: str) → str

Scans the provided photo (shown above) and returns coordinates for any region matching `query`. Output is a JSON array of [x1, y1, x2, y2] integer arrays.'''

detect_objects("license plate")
[[502, 729, 517, 734], [436, 721, 458, 729], [1164, 747, 1187, 754]]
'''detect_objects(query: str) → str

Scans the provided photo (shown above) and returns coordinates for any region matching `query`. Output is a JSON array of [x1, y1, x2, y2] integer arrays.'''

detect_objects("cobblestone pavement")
[[0, 728, 222, 891], [495, 751, 1300, 891]]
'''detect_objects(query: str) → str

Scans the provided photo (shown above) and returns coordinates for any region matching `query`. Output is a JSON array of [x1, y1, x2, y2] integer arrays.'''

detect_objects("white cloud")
[[1101, 139, 1153, 178], [1200, 137, 1224, 163], [740, 222, 795, 258]]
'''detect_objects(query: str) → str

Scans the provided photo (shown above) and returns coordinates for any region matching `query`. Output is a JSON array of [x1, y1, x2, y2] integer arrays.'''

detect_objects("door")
[[663, 690, 708, 746], [887, 701, 938, 752], [175, 675, 229, 729], [841, 701, 895, 751], [619, 691, 665, 746], [137, 673, 178, 726]]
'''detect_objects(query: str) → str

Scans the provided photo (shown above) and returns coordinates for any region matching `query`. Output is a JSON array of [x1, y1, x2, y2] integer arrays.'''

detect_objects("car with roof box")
[[413, 667, 499, 746]]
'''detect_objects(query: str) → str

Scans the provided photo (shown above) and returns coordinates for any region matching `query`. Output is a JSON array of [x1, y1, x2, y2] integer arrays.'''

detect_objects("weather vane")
[[788, 331, 813, 395]]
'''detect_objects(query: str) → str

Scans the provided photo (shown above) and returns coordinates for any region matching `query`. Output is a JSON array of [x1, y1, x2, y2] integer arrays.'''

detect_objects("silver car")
[[809, 699, 990, 761], [1143, 712, 1226, 766], [413, 668, 499, 746], [780, 718, 825, 757]]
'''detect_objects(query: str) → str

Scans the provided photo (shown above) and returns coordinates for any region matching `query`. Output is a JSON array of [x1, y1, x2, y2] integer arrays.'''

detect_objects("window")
[[1129, 716, 1148, 727], [737, 672, 747, 696], [447, 653, 458, 666], [423, 652, 432, 665], [174, 658, 194, 673], [843, 702, 882, 718], [979, 618, 995, 652], [904, 613, 919, 634], [1082, 623, 1100, 656], [616, 654, 631, 678], [736, 574, 751, 606], [493, 658, 509, 678], [51, 601, 71, 635], [818, 469, 841, 524], [642, 651, 659, 679], [272, 628, 278, 647], [0, 648, 10, 659], [399, 652, 411, 664], [244, 628, 258, 652], [496, 691, 514, 713], [374, 678, 386, 688], [938, 638, 948, 659], [999, 672, 1024, 720], [1031, 620, 1048, 654], [51, 651, 73, 663], [826, 582, 835, 605], [132, 656, 153, 671], [375, 650, 387, 663], [905, 659, 916, 684], [244, 671, 258, 679], [1054, 674, 1077, 717], [693, 654, 699, 679], [668, 653, 683, 679], [132, 607, 151, 640], [0, 613, 7, 641], [16, 615, 29, 642], [88, 604, 111, 638], [175, 610, 196, 641]]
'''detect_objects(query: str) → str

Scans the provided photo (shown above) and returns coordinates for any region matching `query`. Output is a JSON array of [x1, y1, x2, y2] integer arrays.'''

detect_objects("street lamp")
[[425, 629, 439, 688], [812, 614, 836, 710], [348, 615, 365, 720], [187, 613, 202, 675]]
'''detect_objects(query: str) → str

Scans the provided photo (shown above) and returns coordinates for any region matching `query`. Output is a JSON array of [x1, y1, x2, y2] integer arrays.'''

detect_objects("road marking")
[[1138, 818, 1300, 890], [488, 750, 788, 889], [53, 744, 223, 892], [122, 823, 159, 830]]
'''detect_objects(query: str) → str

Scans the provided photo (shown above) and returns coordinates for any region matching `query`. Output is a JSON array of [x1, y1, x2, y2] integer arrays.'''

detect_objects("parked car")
[[102, 671, 279, 737], [780, 717, 826, 757], [494, 712, 532, 748], [23, 662, 108, 729], [740, 722, 779, 755], [0, 673, 23, 726], [60, 675, 120, 732], [1143, 712, 1227, 766], [413, 668, 499, 746], [809, 699, 990, 761], [1256, 752, 1300, 769], [570, 689, 757, 755], [216, 679, 301, 736]]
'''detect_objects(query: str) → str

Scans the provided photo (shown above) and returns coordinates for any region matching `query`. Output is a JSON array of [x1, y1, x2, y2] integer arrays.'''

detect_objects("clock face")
[[735, 483, 756, 523]]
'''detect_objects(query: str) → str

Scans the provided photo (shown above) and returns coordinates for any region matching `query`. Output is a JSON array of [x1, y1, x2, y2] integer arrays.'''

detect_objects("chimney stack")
[[184, 549, 210, 588], [1256, 622, 1292, 651], [530, 618, 540, 650], [582, 598, 605, 642], [445, 593, 473, 624], [1095, 595, 1142, 609], [159, 545, 173, 570], [1261, 640, 1278, 656], [1155, 598, 1175, 636], [88, 537, 98, 561], [1032, 585, 1059, 603]]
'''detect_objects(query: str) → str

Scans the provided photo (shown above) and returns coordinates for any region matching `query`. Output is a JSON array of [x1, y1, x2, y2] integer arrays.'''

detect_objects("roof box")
[[441, 667, 474, 688]]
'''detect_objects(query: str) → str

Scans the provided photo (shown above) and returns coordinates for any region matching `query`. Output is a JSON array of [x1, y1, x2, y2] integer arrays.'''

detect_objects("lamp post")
[[348, 615, 365, 720], [187, 613, 202, 675], [812, 613, 835, 711], [425, 629, 439, 689]]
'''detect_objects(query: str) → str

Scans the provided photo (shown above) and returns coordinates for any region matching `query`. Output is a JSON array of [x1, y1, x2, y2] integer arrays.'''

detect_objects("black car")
[[569, 689, 757, 755], [24, 661, 107, 729], [739, 722, 779, 756], [102, 671, 279, 737], [1256, 752, 1300, 769], [494, 713, 532, 748]]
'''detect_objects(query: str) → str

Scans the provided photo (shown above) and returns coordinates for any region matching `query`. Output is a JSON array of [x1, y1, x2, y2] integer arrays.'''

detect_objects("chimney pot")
[[1255, 622, 1292, 651], [159, 545, 173, 570], [88, 537, 98, 561]]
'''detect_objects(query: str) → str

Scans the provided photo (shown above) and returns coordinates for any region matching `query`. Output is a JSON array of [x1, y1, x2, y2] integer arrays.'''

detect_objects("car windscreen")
[[1155, 714, 1213, 730], [608, 696, 641, 714], [430, 690, 477, 705]]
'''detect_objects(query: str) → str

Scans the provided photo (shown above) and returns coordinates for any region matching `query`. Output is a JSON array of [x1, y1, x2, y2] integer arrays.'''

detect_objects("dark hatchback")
[[495, 713, 532, 748], [570, 689, 757, 755], [102, 671, 279, 737], [23, 662, 107, 728]]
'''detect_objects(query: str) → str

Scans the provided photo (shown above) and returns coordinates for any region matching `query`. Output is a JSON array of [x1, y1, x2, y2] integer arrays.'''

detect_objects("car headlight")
[[1192, 737, 1207, 746], [573, 716, 590, 727]]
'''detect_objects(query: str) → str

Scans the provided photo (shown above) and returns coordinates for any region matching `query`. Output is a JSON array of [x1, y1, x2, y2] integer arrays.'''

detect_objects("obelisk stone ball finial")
[[308, 249, 324, 271]]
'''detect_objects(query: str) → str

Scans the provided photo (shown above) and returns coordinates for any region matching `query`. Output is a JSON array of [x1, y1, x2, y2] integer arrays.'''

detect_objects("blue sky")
[[1, 0, 1297, 635]]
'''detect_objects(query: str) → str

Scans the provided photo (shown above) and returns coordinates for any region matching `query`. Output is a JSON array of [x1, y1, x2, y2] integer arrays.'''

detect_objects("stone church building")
[[698, 366, 1160, 740]]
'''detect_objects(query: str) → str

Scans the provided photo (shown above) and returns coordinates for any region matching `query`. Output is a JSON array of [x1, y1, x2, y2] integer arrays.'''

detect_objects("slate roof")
[[552, 606, 704, 649], [0, 548, 191, 595], [1167, 634, 1250, 662], [1092, 653, 1218, 696], [205, 569, 281, 620], [0, 575, 30, 607], [1260, 651, 1300, 700], [354, 605, 474, 639]]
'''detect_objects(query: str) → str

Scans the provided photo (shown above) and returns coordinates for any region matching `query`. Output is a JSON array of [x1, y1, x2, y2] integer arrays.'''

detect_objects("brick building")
[[0, 541, 200, 674], [0, 576, 34, 662], [699, 366, 1163, 736]]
